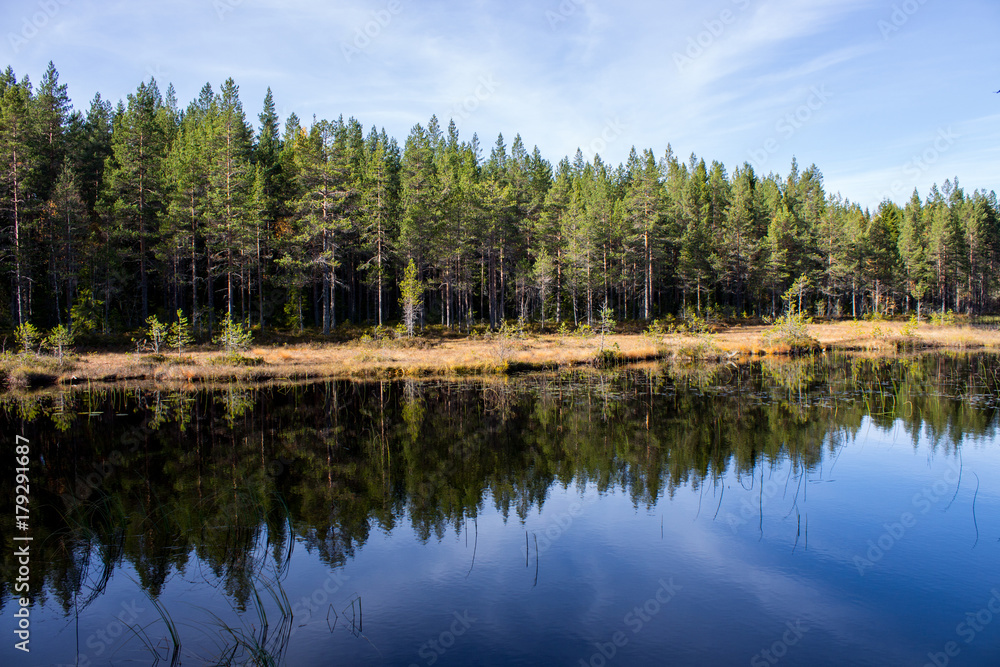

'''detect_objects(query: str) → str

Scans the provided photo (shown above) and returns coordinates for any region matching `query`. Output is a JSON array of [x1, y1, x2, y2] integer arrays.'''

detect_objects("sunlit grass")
[[7, 319, 1000, 390]]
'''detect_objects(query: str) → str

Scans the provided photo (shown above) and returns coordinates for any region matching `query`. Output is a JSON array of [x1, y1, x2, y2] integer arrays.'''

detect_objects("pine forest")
[[2, 62, 998, 340]]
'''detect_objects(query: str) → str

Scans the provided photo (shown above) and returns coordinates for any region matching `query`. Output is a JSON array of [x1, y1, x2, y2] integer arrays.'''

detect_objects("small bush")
[[145, 315, 169, 353], [214, 314, 253, 352], [44, 324, 75, 363], [168, 310, 195, 355], [643, 319, 669, 339], [677, 335, 719, 360], [594, 342, 623, 368], [209, 352, 265, 367], [760, 311, 820, 354], [929, 310, 957, 327], [15, 322, 42, 354]]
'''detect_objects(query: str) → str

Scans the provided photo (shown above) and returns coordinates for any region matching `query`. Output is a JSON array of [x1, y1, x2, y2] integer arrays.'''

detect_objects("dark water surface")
[[2, 354, 999, 666]]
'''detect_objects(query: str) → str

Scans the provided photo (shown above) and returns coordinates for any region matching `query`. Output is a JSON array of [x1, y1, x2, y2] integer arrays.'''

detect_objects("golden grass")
[[6, 319, 999, 391]]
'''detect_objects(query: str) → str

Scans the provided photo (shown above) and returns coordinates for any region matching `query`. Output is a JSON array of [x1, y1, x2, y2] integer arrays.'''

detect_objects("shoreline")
[[5, 321, 1000, 390]]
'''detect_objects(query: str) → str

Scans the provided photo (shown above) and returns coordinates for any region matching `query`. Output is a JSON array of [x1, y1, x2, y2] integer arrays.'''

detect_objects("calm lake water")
[[2, 354, 999, 666]]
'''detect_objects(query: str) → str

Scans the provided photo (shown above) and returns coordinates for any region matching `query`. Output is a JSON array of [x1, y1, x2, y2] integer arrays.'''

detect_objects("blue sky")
[[3, 0, 998, 208]]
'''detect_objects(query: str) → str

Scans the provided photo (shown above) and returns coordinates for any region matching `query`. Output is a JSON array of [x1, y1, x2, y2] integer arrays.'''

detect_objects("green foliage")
[[15, 322, 42, 354], [643, 319, 668, 338], [781, 275, 812, 314], [44, 324, 75, 363], [597, 302, 616, 351], [679, 312, 713, 334], [490, 319, 526, 364], [70, 288, 104, 335], [209, 352, 264, 367], [677, 334, 719, 360], [168, 310, 195, 355], [594, 342, 622, 368], [929, 310, 957, 327], [145, 315, 169, 353], [359, 324, 395, 349], [2, 66, 999, 336], [214, 314, 254, 353], [399, 259, 423, 337], [761, 311, 820, 353]]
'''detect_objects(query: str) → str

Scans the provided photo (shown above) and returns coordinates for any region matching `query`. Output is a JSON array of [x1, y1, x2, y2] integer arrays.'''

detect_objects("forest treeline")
[[2, 62, 998, 338]]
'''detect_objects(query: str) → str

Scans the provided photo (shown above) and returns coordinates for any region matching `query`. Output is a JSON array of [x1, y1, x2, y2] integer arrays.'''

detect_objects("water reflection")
[[0, 353, 997, 665]]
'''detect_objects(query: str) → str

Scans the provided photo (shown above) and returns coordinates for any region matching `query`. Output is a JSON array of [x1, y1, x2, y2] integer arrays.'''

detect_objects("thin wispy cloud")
[[1, 0, 996, 206]]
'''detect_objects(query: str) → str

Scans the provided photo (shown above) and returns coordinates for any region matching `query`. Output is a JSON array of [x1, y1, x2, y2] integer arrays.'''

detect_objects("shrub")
[[597, 303, 616, 352], [145, 315, 169, 354], [209, 352, 264, 367], [70, 288, 103, 335], [44, 324, 75, 363], [594, 342, 623, 368], [214, 314, 253, 353], [168, 310, 195, 355], [677, 335, 719, 360], [760, 311, 820, 353], [929, 310, 956, 327], [643, 319, 668, 339], [15, 322, 42, 354]]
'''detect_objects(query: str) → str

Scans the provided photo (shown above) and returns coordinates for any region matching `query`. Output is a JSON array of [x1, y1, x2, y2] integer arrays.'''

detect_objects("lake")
[[1, 354, 999, 666]]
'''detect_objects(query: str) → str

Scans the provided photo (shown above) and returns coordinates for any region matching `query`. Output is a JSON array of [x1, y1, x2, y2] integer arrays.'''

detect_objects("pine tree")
[[623, 148, 663, 319], [291, 118, 351, 334], [46, 160, 87, 326], [0, 71, 36, 325], [105, 79, 167, 322], [398, 122, 439, 327], [399, 258, 423, 336], [205, 78, 253, 321], [32, 62, 71, 201], [163, 90, 212, 333], [866, 202, 901, 315], [898, 189, 931, 317], [717, 164, 760, 314]]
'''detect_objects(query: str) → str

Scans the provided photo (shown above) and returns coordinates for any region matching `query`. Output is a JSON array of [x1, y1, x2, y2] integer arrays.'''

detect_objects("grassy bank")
[[3, 318, 999, 390]]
